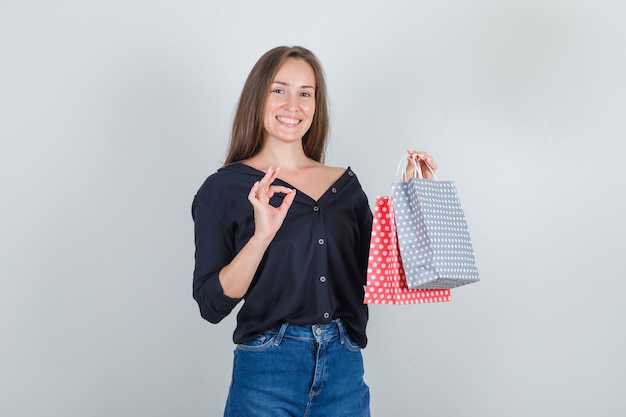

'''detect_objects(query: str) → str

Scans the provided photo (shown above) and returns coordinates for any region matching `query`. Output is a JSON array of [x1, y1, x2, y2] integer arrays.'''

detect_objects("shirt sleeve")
[[356, 191, 374, 286], [191, 194, 242, 323]]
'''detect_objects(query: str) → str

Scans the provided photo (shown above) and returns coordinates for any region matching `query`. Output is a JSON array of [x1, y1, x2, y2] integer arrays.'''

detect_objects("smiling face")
[[262, 58, 316, 146]]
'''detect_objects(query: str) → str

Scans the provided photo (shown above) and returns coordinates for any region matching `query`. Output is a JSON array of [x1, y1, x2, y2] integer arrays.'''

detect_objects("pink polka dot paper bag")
[[390, 160, 480, 289], [364, 196, 451, 305]]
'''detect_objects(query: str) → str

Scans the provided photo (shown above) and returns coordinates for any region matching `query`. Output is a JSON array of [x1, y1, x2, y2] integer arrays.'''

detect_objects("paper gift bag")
[[364, 196, 451, 305], [391, 156, 480, 289]]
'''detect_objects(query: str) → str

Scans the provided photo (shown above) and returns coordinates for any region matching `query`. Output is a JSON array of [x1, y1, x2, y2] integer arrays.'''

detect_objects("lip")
[[276, 116, 301, 126]]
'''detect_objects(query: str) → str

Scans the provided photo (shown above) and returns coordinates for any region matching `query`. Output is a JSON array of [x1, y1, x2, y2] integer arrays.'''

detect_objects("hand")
[[247, 167, 296, 242], [404, 149, 437, 180]]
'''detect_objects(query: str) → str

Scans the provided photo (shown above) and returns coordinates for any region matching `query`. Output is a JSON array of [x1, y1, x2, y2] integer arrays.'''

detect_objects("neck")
[[251, 141, 314, 171]]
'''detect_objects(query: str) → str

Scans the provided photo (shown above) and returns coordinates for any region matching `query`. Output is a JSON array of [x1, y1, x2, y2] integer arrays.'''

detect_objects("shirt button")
[[348, 171, 354, 176], [319, 276, 326, 283], [313, 206, 320, 211], [331, 187, 337, 193], [318, 238, 325, 245], [323, 312, 330, 319]]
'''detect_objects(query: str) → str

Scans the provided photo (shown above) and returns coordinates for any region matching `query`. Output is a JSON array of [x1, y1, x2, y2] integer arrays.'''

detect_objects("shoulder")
[[325, 165, 347, 177], [313, 163, 347, 180], [344, 167, 369, 201], [195, 163, 261, 202], [192, 164, 262, 221]]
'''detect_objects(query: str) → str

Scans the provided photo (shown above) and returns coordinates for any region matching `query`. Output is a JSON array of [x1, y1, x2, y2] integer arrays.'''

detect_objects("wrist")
[[248, 232, 274, 249]]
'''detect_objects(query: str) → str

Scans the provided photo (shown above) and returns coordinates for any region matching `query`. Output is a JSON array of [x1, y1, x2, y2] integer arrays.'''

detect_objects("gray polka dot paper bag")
[[390, 160, 480, 289]]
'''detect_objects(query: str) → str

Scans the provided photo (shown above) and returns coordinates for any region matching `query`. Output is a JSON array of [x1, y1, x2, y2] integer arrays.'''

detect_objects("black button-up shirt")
[[192, 163, 373, 347]]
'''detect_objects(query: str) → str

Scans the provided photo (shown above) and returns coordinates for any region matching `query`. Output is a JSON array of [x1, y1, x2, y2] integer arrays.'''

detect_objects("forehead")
[[272, 58, 316, 86]]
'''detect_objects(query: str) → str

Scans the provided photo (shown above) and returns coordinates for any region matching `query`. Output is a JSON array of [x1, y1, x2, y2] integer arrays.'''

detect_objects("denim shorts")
[[223, 319, 370, 417]]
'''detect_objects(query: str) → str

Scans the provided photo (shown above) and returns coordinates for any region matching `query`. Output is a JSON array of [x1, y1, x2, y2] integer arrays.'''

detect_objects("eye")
[[272, 88, 285, 94], [300, 92, 311, 97]]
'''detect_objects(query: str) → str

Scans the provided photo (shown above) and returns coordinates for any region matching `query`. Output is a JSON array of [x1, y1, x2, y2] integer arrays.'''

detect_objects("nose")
[[286, 94, 298, 111]]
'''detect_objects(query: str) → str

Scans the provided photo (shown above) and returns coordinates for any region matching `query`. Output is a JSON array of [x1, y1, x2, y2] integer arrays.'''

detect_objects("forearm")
[[218, 167, 296, 298], [218, 234, 273, 298]]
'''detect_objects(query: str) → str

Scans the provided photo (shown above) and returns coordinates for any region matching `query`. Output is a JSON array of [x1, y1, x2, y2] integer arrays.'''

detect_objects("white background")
[[1, 1, 625, 416]]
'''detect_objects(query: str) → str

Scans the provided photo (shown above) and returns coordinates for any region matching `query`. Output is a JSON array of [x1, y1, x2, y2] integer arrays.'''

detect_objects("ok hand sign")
[[247, 167, 296, 242]]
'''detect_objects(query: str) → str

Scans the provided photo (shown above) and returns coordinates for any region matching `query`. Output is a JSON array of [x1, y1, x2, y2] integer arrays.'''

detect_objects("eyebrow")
[[272, 81, 316, 90]]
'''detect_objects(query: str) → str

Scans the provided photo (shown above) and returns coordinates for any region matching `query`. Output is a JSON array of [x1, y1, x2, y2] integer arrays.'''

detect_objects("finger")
[[419, 159, 438, 179], [404, 162, 416, 180], [258, 167, 278, 188], [277, 188, 296, 213], [263, 185, 295, 200], [407, 149, 437, 171], [248, 181, 261, 204], [259, 167, 284, 197], [417, 153, 436, 171], [425, 158, 437, 171], [406, 153, 423, 177], [267, 185, 295, 195], [407, 149, 428, 160], [419, 160, 433, 179], [265, 166, 281, 182], [255, 168, 277, 201], [406, 151, 426, 172]]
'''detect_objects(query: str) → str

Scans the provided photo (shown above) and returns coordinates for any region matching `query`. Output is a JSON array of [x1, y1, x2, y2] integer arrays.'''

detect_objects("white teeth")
[[277, 116, 300, 125]]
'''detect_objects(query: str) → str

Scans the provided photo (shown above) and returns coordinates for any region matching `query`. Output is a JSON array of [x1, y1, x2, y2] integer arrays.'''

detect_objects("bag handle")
[[396, 154, 438, 181]]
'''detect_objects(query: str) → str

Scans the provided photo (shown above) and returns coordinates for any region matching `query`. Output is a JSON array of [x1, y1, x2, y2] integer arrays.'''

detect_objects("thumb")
[[278, 189, 296, 213]]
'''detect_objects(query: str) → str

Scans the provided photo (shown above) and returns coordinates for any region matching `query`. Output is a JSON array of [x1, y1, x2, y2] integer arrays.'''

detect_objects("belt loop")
[[274, 322, 289, 346], [335, 319, 347, 345]]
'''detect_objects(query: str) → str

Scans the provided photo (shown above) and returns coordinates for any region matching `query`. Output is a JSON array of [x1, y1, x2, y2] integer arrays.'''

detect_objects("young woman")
[[192, 46, 436, 417]]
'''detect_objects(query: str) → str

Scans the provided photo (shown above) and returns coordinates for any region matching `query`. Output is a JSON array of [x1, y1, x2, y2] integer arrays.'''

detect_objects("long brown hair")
[[224, 46, 330, 165]]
